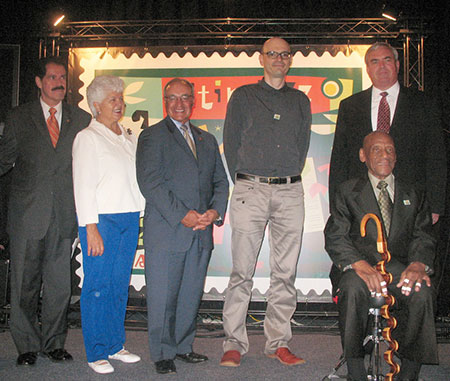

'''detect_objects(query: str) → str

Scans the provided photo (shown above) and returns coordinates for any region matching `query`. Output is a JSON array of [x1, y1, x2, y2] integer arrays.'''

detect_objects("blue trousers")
[[78, 212, 139, 362]]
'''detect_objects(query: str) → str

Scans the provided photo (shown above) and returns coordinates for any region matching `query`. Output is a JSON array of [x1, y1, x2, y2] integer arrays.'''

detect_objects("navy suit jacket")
[[329, 86, 447, 215], [325, 176, 436, 290], [136, 116, 229, 253], [0, 100, 91, 239]]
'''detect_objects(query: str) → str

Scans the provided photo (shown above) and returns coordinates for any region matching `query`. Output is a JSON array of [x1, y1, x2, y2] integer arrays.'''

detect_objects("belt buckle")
[[267, 177, 278, 185]]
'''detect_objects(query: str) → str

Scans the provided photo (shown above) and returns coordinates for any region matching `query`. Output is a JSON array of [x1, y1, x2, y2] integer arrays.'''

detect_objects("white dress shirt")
[[40, 98, 62, 128], [370, 82, 400, 131], [72, 119, 145, 226]]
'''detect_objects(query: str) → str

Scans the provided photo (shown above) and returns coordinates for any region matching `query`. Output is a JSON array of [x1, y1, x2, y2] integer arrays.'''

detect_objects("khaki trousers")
[[222, 177, 305, 355]]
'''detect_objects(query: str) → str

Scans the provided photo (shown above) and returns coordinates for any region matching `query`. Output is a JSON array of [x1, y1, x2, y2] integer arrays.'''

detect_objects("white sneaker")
[[88, 359, 114, 374], [108, 348, 141, 363]]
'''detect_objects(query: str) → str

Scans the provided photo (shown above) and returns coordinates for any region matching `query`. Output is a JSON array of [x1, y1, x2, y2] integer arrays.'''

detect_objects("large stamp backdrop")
[[71, 46, 371, 301]]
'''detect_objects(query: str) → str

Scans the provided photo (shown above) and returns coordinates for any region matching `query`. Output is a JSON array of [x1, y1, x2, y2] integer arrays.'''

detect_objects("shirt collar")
[[40, 98, 62, 114], [368, 171, 395, 191], [258, 78, 289, 92], [372, 81, 400, 98]]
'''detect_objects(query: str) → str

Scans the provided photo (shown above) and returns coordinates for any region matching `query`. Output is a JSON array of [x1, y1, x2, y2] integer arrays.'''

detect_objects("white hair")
[[364, 42, 399, 65], [86, 75, 124, 117]]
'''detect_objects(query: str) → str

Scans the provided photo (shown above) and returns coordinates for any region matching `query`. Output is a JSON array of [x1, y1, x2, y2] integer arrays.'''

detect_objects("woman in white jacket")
[[72, 75, 145, 374]]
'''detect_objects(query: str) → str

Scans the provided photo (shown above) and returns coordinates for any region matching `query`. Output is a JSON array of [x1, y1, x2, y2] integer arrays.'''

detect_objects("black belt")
[[236, 173, 302, 185]]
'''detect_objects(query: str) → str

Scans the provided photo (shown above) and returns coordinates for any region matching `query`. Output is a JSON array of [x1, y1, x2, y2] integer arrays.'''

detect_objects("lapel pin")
[[403, 200, 411, 205], [274, 114, 280, 120]]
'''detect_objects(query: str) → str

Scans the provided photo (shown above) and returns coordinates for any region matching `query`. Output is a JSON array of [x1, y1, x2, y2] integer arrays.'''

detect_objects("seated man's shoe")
[[176, 352, 208, 363], [266, 347, 305, 366], [220, 350, 241, 367], [17, 352, 38, 366], [88, 359, 114, 374], [155, 359, 176, 374], [42, 348, 73, 362], [108, 348, 141, 363]]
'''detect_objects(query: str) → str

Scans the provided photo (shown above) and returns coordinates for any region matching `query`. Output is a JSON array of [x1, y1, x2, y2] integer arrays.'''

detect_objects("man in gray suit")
[[325, 131, 437, 381], [0, 57, 91, 366], [136, 78, 229, 375]]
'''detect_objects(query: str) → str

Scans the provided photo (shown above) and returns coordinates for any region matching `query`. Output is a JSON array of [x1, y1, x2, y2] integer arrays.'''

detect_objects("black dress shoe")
[[17, 352, 38, 366], [42, 348, 73, 362], [176, 352, 208, 363], [155, 359, 176, 374]]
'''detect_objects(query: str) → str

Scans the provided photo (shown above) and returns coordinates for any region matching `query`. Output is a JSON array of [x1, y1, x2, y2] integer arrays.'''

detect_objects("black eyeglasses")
[[164, 95, 193, 102], [262, 51, 292, 60]]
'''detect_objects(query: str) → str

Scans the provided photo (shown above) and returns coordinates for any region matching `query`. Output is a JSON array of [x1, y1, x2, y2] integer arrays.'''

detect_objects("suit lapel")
[[354, 177, 385, 240], [165, 117, 198, 164], [389, 180, 410, 243], [191, 124, 204, 164], [355, 177, 380, 217], [58, 102, 72, 144], [390, 86, 408, 133], [360, 88, 373, 131], [30, 101, 54, 147]]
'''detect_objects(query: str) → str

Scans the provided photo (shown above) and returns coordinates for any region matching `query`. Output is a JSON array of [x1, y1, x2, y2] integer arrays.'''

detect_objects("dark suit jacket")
[[329, 86, 447, 215], [136, 116, 229, 253], [0, 100, 91, 239], [324, 176, 436, 289]]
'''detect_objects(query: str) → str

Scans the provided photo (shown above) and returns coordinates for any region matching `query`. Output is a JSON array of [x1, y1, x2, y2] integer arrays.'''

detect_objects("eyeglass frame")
[[164, 94, 194, 103], [261, 51, 292, 60]]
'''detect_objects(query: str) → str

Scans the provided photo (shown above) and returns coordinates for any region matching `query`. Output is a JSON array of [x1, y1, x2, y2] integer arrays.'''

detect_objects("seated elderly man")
[[324, 131, 438, 381]]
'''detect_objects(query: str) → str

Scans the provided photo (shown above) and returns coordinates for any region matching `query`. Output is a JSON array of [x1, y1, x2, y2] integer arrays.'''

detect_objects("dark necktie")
[[47, 107, 60, 147], [376, 91, 390, 133], [377, 180, 393, 236], [180, 124, 197, 159]]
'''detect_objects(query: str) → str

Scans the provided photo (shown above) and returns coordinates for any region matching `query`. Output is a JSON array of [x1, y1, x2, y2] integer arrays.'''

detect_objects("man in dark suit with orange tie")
[[325, 132, 438, 381], [0, 57, 91, 366]]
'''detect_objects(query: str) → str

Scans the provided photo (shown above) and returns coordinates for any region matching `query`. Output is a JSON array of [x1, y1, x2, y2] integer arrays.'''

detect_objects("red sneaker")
[[267, 347, 305, 366], [220, 350, 241, 367]]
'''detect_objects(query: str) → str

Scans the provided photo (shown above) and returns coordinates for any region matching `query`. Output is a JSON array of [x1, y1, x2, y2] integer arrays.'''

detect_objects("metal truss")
[[40, 18, 427, 90], [51, 18, 402, 43]]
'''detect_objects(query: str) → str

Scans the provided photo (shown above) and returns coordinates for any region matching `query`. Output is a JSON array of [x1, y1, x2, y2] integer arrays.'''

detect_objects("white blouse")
[[72, 119, 145, 226]]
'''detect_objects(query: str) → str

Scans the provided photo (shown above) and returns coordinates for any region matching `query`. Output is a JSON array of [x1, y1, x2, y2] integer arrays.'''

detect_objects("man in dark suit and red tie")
[[325, 131, 438, 381], [0, 57, 91, 366], [329, 42, 446, 224]]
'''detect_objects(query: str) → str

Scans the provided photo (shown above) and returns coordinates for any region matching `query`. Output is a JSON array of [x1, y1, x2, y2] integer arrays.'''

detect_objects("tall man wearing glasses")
[[220, 38, 311, 367], [136, 78, 229, 375]]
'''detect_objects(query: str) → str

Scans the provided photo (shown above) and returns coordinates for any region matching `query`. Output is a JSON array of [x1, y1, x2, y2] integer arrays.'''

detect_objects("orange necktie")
[[47, 107, 60, 147]]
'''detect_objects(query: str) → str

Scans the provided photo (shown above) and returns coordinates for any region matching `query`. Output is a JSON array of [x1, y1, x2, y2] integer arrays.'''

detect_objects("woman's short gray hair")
[[86, 75, 124, 117]]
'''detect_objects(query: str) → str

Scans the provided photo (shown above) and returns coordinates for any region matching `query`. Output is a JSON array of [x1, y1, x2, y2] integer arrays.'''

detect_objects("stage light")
[[381, 4, 398, 22], [54, 15, 65, 27]]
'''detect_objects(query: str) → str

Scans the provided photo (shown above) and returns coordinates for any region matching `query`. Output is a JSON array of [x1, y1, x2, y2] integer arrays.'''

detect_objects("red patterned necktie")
[[47, 107, 60, 147], [376, 91, 390, 133]]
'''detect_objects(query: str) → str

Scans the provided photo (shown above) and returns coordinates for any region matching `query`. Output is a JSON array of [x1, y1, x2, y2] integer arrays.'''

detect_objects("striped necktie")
[[180, 124, 197, 159], [377, 180, 393, 236], [47, 107, 60, 147]]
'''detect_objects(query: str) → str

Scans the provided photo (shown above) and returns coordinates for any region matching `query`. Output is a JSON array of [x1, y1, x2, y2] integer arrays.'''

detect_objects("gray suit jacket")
[[0, 100, 91, 239], [325, 176, 436, 288], [136, 116, 229, 253]]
